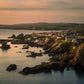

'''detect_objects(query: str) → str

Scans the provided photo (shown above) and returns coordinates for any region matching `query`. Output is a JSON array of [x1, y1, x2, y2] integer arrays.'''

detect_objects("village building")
[[47, 33, 52, 37], [37, 33, 48, 37], [45, 37, 49, 42], [57, 36, 63, 40], [33, 36, 37, 39], [72, 38, 77, 43], [34, 39, 39, 43], [65, 36, 72, 41], [65, 36, 78, 43], [73, 46, 77, 50], [25, 38, 31, 41]]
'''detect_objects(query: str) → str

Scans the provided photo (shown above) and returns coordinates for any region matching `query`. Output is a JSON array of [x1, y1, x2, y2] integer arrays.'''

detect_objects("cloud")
[[57, 1, 68, 4], [0, 0, 84, 24], [69, 8, 84, 10], [0, 0, 84, 11], [0, 8, 47, 11], [0, 0, 49, 8], [50, 1, 69, 5]]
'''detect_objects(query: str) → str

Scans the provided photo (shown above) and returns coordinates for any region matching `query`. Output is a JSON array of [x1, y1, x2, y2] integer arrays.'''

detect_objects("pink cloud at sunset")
[[0, 0, 84, 24]]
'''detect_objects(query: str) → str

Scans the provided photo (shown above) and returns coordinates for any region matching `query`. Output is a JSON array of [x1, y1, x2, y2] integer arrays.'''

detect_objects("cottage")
[[72, 38, 77, 43], [27, 38, 31, 41], [45, 37, 49, 42], [47, 33, 52, 37], [33, 36, 37, 39], [65, 36, 78, 43], [57, 36, 63, 40], [34, 39, 39, 43], [65, 37, 72, 41], [73, 46, 76, 50], [25, 38, 31, 41]]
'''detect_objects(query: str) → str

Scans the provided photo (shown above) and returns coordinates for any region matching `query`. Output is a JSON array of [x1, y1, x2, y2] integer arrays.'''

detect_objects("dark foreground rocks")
[[6, 64, 17, 71], [1, 45, 10, 49], [19, 61, 66, 75], [6, 41, 84, 75], [8, 34, 16, 38], [19, 63, 52, 75], [20, 42, 84, 75]]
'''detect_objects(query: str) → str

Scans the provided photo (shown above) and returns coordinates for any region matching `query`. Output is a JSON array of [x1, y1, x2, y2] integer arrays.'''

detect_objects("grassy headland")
[[0, 23, 84, 31]]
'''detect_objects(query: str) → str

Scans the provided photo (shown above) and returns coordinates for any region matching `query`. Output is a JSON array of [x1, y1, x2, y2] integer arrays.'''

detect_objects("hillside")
[[44, 38, 84, 71], [0, 23, 84, 30]]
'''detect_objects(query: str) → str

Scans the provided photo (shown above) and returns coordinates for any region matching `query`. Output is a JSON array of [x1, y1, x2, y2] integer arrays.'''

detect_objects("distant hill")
[[0, 23, 84, 30]]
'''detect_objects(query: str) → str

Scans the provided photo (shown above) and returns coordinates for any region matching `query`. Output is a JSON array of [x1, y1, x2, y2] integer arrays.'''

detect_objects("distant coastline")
[[0, 23, 84, 31]]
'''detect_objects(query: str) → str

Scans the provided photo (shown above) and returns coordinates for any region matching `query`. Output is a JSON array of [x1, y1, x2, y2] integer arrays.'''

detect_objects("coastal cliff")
[[19, 37, 84, 75], [69, 43, 84, 69], [45, 38, 84, 69]]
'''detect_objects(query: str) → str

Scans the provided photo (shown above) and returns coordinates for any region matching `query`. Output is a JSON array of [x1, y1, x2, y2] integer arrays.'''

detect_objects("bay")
[[0, 29, 84, 84]]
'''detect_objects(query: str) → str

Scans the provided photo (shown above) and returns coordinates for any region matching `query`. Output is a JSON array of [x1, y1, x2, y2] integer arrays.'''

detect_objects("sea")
[[0, 29, 84, 84]]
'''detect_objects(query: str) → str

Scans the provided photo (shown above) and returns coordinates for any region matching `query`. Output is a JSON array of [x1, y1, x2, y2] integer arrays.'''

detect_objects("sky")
[[0, 0, 84, 24]]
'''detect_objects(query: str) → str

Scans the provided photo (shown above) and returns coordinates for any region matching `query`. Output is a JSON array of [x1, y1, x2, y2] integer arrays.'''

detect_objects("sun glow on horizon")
[[0, 0, 84, 24]]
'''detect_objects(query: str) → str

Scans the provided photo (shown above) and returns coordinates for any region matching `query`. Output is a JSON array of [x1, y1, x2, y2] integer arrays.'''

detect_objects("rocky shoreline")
[[19, 37, 84, 75], [6, 41, 84, 75], [4, 31, 84, 75], [26, 51, 43, 57]]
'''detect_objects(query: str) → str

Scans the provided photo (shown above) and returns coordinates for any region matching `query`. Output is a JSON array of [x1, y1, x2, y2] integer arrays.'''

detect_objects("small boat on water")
[[22, 44, 29, 49]]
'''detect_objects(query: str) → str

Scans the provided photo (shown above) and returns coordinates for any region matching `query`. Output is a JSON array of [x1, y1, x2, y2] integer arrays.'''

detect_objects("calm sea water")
[[0, 29, 61, 39], [0, 29, 84, 84]]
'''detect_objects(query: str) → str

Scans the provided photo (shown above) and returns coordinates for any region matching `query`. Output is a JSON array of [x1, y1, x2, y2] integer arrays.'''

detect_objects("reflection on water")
[[0, 43, 84, 84], [0, 42, 52, 83], [75, 69, 84, 78], [0, 42, 49, 67]]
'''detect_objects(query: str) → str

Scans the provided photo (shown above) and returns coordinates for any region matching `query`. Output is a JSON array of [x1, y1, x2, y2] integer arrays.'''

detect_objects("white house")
[[27, 38, 31, 41], [57, 36, 63, 40]]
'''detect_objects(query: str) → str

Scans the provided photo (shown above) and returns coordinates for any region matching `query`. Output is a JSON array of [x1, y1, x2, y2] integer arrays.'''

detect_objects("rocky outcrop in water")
[[9, 34, 16, 38], [26, 51, 42, 57], [6, 64, 17, 71], [19, 41, 84, 75], [16, 33, 24, 40], [19, 61, 67, 75], [0, 41, 10, 49], [22, 44, 29, 49], [6, 37, 84, 75], [19, 62, 52, 75]]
